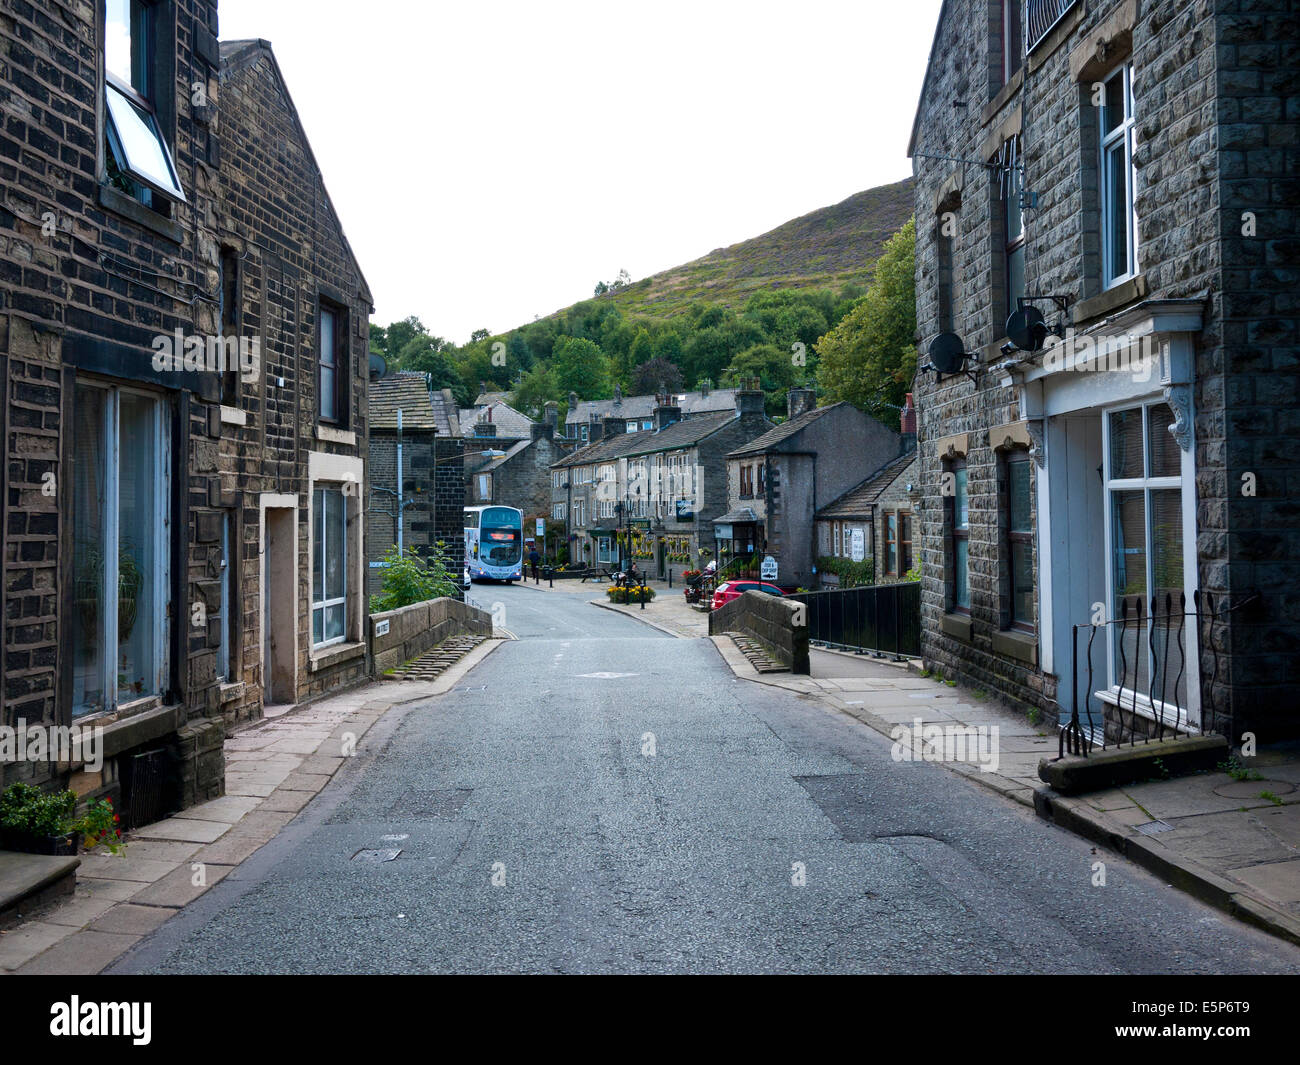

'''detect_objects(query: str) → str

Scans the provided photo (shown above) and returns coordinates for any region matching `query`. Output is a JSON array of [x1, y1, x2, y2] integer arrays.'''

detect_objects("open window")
[[103, 0, 184, 206]]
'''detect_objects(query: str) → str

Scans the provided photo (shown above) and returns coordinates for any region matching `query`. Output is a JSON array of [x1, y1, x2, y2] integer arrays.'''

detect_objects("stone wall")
[[709, 591, 810, 674], [370, 597, 492, 675]]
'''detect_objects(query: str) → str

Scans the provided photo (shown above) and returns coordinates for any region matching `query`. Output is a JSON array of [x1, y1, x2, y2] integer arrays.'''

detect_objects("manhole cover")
[[352, 848, 402, 862], [1134, 820, 1174, 835], [1212, 780, 1296, 799]]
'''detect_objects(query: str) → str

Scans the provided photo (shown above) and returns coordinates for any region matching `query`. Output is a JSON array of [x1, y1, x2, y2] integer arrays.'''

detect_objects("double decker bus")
[[464, 505, 524, 582]]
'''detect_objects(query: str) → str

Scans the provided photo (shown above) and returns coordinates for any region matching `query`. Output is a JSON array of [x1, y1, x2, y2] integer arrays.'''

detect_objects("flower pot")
[[0, 827, 82, 856]]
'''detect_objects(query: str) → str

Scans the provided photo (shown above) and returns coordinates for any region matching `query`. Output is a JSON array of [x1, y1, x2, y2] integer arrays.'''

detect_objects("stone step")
[[0, 851, 80, 928]]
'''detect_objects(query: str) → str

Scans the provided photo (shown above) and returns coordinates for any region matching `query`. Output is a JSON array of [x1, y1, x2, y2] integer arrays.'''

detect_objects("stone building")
[[721, 390, 906, 589], [816, 453, 920, 586], [565, 383, 741, 444], [909, 0, 1298, 738], [366, 372, 464, 598], [551, 390, 772, 578], [0, 3, 371, 825], [463, 400, 576, 525]]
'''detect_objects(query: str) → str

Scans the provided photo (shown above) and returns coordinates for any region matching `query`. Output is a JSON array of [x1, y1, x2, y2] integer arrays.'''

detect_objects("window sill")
[[1095, 687, 1194, 734], [982, 68, 1023, 127], [67, 700, 183, 765], [309, 640, 366, 672], [220, 405, 247, 427], [940, 612, 973, 642], [219, 681, 246, 704], [992, 628, 1038, 666], [98, 183, 183, 244], [1073, 274, 1148, 325], [316, 424, 356, 446]]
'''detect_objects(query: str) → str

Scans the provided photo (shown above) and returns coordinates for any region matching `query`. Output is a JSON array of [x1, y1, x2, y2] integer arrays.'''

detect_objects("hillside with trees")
[[370, 178, 917, 424]]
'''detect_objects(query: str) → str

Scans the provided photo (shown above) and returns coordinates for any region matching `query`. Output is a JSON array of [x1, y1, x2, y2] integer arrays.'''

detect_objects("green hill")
[[587, 177, 915, 320]]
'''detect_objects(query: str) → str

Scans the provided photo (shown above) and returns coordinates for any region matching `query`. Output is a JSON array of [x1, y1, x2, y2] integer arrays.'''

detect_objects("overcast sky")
[[217, 0, 942, 343]]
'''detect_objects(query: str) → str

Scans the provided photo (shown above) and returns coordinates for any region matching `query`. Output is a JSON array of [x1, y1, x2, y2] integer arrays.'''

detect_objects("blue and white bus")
[[464, 505, 524, 582]]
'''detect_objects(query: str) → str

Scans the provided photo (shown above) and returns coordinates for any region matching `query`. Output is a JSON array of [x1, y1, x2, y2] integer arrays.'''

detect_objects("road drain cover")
[[1134, 820, 1174, 835], [352, 848, 402, 862]]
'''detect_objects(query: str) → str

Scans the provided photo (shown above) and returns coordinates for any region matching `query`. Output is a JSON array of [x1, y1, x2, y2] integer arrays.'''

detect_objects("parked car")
[[710, 580, 785, 611]]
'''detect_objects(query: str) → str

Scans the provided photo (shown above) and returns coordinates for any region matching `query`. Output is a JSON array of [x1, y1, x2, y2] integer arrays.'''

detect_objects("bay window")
[[72, 382, 171, 717]]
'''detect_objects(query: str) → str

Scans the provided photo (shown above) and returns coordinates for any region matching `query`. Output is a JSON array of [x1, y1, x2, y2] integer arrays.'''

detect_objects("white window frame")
[[216, 510, 232, 682], [1100, 62, 1138, 289], [312, 485, 348, 650], [1100, 399, 1198, 722], [73, 381, 171, 717]]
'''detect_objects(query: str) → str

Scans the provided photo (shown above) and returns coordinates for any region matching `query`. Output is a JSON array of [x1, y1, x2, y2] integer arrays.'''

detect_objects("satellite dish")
[[928, 332, 968, 374], [369, 351, 388, 379], [1006, 305, 1048, 352]]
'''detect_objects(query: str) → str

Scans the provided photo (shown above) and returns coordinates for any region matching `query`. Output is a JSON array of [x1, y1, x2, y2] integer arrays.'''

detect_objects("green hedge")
[[816, 556, 874, 588]]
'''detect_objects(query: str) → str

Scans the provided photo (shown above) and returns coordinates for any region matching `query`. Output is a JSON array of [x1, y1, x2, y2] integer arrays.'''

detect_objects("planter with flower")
[[606, 584, 656, 604], [0, 783, 126, 856]]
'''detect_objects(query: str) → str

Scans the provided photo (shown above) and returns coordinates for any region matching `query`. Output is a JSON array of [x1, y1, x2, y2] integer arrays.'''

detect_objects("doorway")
[[261, 501, 297, 707]]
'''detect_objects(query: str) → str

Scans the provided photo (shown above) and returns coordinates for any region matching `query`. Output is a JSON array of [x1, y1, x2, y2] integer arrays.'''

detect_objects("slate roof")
[[565, 389, 741, 428], [552, 410, 748, 469], [815, 450, 918, 519], [726, 403, 848, 458], [459, 400, 534, 439], [368, 372, 458, 435]]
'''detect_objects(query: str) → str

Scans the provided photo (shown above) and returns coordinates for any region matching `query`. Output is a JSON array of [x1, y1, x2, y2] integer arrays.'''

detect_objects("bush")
[[606, 585, 655, 604], [0, 782, 74, 837], [816, 556, 874, 588], [370, 543, 459, 613]]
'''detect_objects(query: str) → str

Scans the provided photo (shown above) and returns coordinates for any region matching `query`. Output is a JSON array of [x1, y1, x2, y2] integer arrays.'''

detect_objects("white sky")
[[216, 0, 942, 343]]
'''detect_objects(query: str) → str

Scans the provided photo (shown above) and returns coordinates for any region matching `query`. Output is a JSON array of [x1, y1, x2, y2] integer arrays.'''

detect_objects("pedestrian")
[[529, 545, 541, 582]]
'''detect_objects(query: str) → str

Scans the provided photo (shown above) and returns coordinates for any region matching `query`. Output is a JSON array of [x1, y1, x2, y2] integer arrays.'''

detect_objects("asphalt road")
[[114, 584, 1300, 974]]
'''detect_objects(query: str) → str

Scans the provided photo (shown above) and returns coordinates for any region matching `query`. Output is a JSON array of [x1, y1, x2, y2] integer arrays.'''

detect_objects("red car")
[[710, 580, 785, 611]]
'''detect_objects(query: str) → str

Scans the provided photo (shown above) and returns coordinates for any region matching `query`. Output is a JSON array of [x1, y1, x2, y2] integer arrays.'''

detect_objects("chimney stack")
[[613, 384, 622, 406], [543, 400, 559, 428], [653, 392, 681, 431], [900, 392, 917, 453], [787, 387, 816, 420], [603, 414, 627, 437], [734, 386, 765, 421]]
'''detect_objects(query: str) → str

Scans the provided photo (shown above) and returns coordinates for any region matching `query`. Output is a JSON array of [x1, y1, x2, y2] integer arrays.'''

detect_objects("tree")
[[632, 356, 684, 395], [510, 365, 562, 419], [385, 315, 427, 360], [552, 336, 612, 399], [369, 322, 388, 355], [470, 328, 491, 343], [815, 218, 916, 421], [724, 343, 799, 415]]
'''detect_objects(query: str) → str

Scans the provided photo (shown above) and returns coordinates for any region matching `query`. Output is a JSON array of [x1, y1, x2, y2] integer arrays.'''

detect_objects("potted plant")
[[0, 783, 126, 856]]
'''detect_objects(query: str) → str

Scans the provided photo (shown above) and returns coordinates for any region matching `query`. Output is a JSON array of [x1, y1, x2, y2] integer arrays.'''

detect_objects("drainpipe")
[[397, 408, 404, 556]]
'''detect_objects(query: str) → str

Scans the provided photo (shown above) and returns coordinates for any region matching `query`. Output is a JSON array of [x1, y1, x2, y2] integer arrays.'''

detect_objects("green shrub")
[[816, 556, 874, 588], [370, 543, 459, 613], [0, 782, 74, 837]]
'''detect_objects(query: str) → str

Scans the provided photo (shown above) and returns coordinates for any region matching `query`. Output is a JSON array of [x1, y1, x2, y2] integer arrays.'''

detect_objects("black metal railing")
[[786, 582, 921, 660], [1027, 0, 1078, 49], [1059, 590, 1259, 757]]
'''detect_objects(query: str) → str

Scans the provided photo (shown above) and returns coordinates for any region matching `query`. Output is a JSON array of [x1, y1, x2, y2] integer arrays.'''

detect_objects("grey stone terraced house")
[[722, 390, 907, 590], [551, 390, 772, 578], [909, 0, 1298, 739], [0, 5, 372, 825]]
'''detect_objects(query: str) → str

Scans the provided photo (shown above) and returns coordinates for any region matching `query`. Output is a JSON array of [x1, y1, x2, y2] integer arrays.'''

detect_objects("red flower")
[[113, 814, 120, 822]]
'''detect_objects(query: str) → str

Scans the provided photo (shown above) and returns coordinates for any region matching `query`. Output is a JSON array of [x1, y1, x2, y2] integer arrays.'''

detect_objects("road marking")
[[575, 671, 640, 679]]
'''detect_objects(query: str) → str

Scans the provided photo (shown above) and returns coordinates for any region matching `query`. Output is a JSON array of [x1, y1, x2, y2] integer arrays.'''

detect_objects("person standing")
[[528, 545, 541, 583]]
